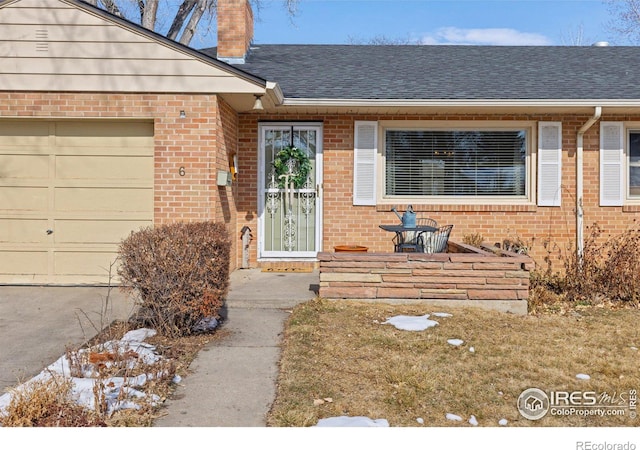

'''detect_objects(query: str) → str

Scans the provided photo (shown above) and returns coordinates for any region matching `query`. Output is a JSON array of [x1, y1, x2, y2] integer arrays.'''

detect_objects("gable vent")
[[35, 29, 49, 52]]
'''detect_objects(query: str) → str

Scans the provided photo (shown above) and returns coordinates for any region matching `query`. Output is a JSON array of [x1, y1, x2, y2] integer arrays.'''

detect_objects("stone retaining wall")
[[318, 242, 533, 315]]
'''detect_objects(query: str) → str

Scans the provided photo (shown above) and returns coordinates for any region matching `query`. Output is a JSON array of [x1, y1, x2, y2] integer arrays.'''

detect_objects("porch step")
[[259, 261, 318, 273]]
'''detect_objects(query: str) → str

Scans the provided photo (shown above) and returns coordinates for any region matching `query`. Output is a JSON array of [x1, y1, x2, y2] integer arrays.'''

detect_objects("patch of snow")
[[469, 415, 478, 426], [0, 327, 173, 417], [576, 373, 591, 380], [315, 416, 389, 427], [432, 312, 452, 318], [499, 418, 508, 426], [447, 339, 464, 346], [383, 314, 438, 331], [120, 328, 156, 342], [416, 417, 424, 424], [631, 346, 638, 351], [446, 413, 462, 422], [469, 347, 475, 353]]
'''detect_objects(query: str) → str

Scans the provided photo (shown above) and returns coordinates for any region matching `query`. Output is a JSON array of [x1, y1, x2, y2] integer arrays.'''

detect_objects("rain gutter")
[[280, 98, 640, 108]]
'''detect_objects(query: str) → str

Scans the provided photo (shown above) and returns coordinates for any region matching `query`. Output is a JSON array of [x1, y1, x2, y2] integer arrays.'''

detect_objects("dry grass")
[[268, 298, 640, 427], [0, 376, 108, 427]]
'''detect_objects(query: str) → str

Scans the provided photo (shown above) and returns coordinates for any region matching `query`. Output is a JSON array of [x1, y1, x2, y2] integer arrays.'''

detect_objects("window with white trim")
[[382, 126, 531, 200]]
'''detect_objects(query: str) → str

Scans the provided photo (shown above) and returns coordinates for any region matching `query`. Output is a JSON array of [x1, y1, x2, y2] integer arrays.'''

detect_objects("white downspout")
[[576, 106, 602, 259]]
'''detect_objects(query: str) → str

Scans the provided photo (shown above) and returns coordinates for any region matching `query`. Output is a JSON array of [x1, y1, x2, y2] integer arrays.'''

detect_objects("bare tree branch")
[[137, 0, 145, 22], [167, 0, 198, 41], [347, 34, 419, 45], [86, 0, 299, 46], [605, 0, 640, 44], [179, 0, 217, 45], [282, 0, 298, 16], [559, 23, 592, 46], [99, 0, 124, 18], [141, 0, 158, 30]]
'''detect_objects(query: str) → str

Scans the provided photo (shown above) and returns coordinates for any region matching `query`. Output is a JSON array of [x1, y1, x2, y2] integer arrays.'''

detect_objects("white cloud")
[[420, 27, 553, 46]]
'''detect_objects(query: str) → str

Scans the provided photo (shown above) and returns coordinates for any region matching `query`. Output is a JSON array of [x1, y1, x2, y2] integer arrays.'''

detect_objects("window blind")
[[385, 130, 527, 197]]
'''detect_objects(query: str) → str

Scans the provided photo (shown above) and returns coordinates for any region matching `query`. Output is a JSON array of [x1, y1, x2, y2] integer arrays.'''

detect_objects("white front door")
[[258, 123, 323, 259]]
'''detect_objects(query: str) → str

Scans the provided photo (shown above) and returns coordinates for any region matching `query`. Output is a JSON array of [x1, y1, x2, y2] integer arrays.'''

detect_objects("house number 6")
[[179, 167, 186, 176]]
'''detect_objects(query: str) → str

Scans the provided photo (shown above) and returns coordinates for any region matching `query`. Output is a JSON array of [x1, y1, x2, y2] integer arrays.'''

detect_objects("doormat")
[[261, 267, 314, 273]]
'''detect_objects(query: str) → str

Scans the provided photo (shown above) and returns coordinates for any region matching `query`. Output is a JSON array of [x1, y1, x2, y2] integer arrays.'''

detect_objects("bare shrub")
[[501, 235, 532, 255], [562, 222, 640, 306], [118, 221, 231, 337], [0, 376, 107, 427], [462, 233, 484, 247], [529, 239, 565, 296]]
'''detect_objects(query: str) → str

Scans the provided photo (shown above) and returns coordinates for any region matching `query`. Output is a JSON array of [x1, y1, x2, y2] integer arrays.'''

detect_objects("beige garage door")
[[0, 120, 154, 285]]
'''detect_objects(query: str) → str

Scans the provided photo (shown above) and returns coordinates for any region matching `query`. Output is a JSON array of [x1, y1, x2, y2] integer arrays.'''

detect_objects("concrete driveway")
[[0, 286, 136, 394]]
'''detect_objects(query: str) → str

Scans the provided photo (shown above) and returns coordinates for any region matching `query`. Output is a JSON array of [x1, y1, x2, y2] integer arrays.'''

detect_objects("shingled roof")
[[200, 44, 640, 101]]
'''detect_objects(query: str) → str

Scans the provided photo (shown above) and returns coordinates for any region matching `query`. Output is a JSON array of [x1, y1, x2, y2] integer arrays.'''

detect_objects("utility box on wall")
[[217, 170, 232, 186]]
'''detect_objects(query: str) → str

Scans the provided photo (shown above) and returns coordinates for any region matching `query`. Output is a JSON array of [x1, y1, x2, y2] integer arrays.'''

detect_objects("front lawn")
[[268, 299, 639, 427]]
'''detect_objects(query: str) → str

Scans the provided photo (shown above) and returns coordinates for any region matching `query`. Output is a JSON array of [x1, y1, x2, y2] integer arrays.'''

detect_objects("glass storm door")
[[259, 124, 322, 258]]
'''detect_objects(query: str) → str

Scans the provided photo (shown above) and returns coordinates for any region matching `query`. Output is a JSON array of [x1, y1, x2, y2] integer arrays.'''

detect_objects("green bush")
[[118, 221, 231, 337]]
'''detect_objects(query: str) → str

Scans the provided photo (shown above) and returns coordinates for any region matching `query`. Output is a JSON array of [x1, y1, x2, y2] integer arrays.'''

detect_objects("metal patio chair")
[[392, 217, 439, 252], [420, 224, 453, 253]]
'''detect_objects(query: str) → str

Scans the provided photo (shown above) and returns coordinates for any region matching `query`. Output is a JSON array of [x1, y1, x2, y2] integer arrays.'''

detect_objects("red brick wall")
[[216, 97, 241, 268], [1, 92, 240, 271], [238, 113, 640, 271]]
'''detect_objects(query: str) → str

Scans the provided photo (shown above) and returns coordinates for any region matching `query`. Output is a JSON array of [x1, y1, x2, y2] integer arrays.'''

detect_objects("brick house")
[[1, 0, 639, 284]]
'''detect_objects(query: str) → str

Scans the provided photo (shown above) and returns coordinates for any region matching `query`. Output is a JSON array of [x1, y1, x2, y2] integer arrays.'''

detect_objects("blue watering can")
[[391, 205, 416, 228]]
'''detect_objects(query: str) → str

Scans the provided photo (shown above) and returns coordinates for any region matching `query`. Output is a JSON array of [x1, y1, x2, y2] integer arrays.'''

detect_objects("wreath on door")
[[272, 146, 312, 189]]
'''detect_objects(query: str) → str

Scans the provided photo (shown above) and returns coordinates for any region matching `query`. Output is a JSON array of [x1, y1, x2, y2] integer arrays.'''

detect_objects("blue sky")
[[210, 0, 616, 47]]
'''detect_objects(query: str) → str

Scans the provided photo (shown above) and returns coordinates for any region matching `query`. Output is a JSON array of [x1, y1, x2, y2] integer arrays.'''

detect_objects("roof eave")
[[281, 98, 640, 107], [270, 98, 640, 115]]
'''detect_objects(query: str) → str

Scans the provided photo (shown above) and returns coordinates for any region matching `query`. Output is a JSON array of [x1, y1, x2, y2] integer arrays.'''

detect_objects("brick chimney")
[[217, 0, 254, 63]]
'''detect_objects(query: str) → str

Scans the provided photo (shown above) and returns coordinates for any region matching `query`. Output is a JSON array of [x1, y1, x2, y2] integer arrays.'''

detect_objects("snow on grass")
[[446, 413, 463, 422], [469, 415, 479, 426], [0, 327, 170, 418], [576, 373, 591, 380], [382, 314, 439, 331], [315, 416, 389, 427], [447, 339, 464, 346]]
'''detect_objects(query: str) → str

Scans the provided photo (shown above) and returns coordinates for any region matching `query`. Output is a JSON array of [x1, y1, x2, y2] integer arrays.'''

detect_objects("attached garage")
[[0, 120, 154, 284], [0, 0, 270, 282]]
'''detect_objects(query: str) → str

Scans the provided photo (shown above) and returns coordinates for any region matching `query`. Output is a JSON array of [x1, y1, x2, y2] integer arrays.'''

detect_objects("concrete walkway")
[[153, 269, 318, 427]]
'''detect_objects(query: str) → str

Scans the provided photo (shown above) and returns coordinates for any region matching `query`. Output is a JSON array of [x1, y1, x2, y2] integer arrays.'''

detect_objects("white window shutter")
[[600, 122, 624, 206], [353, 121, 378, 205], [537, 122, 562, 206]]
